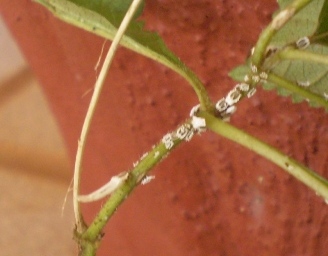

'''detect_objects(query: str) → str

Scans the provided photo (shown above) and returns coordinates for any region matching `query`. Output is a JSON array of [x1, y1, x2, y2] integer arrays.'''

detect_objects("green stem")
[[278, 48, 328, 65], [79, 120, 193, 256], [180, 65, 214, 112], [198, 111, 328, 199], [251, 0, 313, 67], [267, 73, 328, 109]]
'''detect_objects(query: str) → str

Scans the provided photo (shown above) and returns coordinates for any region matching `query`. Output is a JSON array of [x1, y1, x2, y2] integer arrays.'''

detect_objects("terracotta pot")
[[1, 1, 328, 255]]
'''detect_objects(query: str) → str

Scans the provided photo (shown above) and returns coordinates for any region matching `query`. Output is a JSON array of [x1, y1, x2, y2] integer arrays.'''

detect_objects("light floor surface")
[[0, 16, 76, 255]]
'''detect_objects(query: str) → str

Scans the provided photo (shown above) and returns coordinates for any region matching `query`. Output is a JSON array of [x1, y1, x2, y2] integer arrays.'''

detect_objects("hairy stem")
[[267, 73, 328, 109], [251, 0, 313, 67], [198, 111, 328, 199], [73, 0, 143, 232], [278, 48, 328, 65]]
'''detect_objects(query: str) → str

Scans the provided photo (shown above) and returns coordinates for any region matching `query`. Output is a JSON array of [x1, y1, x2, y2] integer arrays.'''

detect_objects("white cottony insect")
[[162, 133, 174, 149], [251, 64, 258, 73], [252, 75, 260, 83], [176, 124, 192, 140], [78, 172, 129, 203], [140, 152, 148, 160], [154, 151, 160, 159], [236, 83, 250, 92], [225, 89, 242, 106], [191, 116, 206, 130], [324, 92, 328, 100], [296, 37, 310, 49], [259, 72, 268, 80], [215, 98, 228, 112], [225, 105, 237, 115], [247, 88, 257, 98], [185, 129, 195, 141], [141, 175, 155, 185], [244, 74, 250, 82], [189, 104, 200, 117], [297, 80, 310, 87]]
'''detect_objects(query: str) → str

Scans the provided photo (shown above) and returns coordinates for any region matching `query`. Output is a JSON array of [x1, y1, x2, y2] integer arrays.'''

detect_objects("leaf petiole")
[[278, 48, 328, 65], [267, 73, 328, 109]]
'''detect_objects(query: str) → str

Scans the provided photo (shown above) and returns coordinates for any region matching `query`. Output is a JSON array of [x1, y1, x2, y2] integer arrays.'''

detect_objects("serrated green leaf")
[[269, 44, 328, 109], [313, 0, 328, 46], [263, 0, 328, 109], [271, 0, 325, 46], [34, 0, 212, 110]]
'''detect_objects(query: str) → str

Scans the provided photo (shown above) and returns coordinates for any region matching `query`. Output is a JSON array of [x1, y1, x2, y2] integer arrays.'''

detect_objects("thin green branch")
[[73, 0, 143, 232], [278, 48, 328, 65], [251, 0, 313, 67], [267, 73, 328, 109], [78, 119, 194, 256], [181, 66, 215, 112], [198, 111, 328, 199]]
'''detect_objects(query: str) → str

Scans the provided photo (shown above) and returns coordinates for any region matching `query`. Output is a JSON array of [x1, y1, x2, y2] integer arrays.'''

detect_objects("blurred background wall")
[[0, 16, 76, 255]]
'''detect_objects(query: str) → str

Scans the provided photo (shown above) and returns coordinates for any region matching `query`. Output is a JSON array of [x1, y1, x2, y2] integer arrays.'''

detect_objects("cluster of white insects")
[[78, 36, 321, 205], [161, 104, 211, 150], [161, 123, 196, 150], [215, 63, 267, 120]]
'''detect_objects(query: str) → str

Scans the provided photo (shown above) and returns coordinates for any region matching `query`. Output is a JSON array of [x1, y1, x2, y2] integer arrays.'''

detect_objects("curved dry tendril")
[[73, 0, 144, 232]]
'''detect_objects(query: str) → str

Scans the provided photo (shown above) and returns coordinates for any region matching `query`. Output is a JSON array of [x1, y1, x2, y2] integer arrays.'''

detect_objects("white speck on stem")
[[189, 104, 200, 117], [297, 80, 310, 87], [226, 89, 242, 106], [259, 72, 268, 80], [225, 105, 237, 115], [247, 88, 257, 98], [191, 116, 206, 130], [162, 133, 174, 149], [244, 75, 250, 82], [141, 175, 155, 185], [252, 75, 260, 83], [251, 64, 258, 73], [236, 83, 250, 92], [272, 8, 295, 30], [323, 92, 328, 100], [296, 37, 310, 49], [215, 98, 228, 112], [140, 152, 148, 160], [250, 47, 255, 56], [154, 151, 160, 159], [176, 124, 192, 140], [185, 129, 195, 141]]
